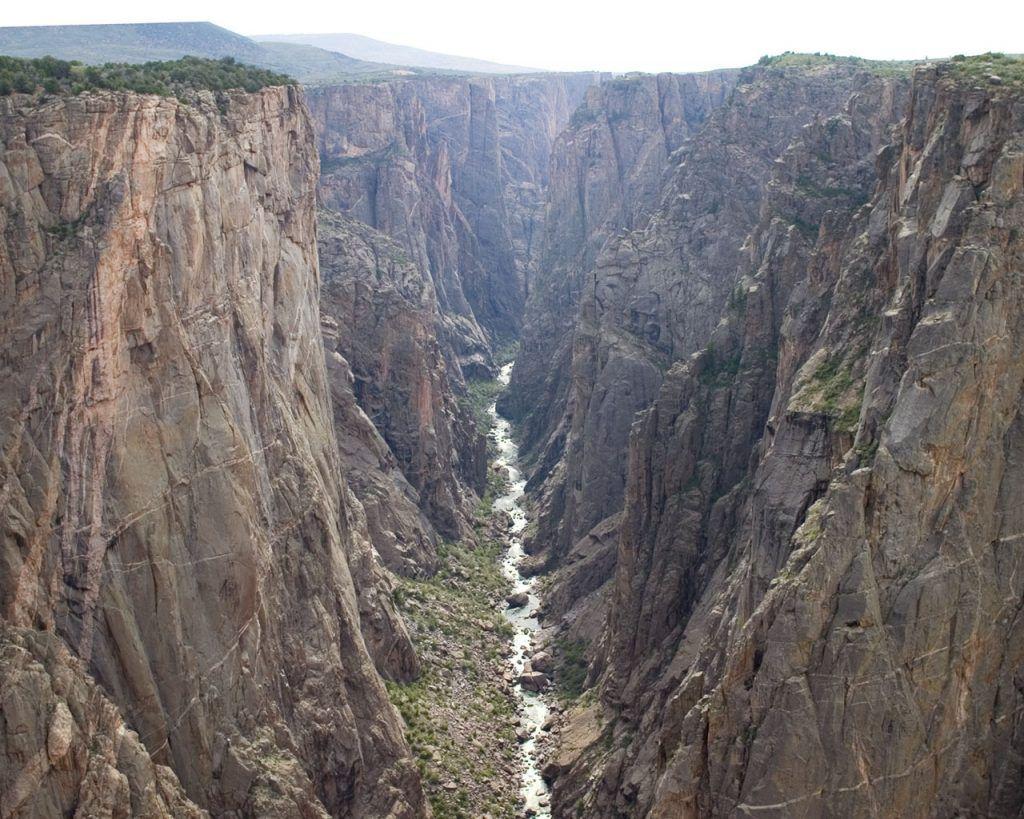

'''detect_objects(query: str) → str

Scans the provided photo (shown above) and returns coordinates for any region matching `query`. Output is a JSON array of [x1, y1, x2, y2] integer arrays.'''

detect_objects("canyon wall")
[[0, 87, 424, 816], [307, 73, 599, 551], [307, 73, 599, 357], [548, 63, 1024, 818], [499, 70, 739, 459], [512, 62, 907, 643], [319, 208, 483, 561]]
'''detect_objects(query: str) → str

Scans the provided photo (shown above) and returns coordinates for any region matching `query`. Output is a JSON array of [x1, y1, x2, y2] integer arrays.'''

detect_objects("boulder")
[[530, 651, 554, 673], [519, 671, 549, 692]]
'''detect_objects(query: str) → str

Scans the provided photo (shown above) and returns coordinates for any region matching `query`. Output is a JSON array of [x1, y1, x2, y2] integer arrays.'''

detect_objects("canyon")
[[0, 34, 1023, 819]]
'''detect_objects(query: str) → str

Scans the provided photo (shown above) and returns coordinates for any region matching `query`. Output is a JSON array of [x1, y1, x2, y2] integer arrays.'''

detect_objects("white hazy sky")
[[3, 0, 1023, 74]]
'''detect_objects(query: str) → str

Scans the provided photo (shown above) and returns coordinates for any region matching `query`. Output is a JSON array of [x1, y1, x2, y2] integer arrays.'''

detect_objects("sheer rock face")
[[551, 66, 1024, 819], [305, 73, 598, 362], [0, 625, 205, 818], [499, 71, 740, 459], [308, 73, 597, 556], [513, 64, 899, 638], [319, 209, 483, 553], [0, 88, 425, 817]]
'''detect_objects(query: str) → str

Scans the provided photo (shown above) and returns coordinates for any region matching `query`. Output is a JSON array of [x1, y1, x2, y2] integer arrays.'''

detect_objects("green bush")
[[946, 52, 1024, 87], [0, 54, 293, 99]]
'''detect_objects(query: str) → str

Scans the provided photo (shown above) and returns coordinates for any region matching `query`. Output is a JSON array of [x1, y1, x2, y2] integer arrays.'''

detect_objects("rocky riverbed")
[[491, 363, 555, 817]]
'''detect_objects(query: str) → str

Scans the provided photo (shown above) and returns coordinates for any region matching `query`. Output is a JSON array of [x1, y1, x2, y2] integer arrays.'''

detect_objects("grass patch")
[[387, 532, 518, 817], [795, 174, 865, 202], [553, 637, 589, 702], [755, 52, 915, 77], [462, 378, 504, 433], [791, 349, 864, 433], [697, 343, 742, 386]]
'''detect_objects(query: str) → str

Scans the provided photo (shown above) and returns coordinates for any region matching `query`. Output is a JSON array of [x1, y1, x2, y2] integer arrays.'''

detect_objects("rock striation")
[[499, 70, 740, 458], [510, 62, 909, 650], [0, 624, 205, 818], [309, 73, 602, 556], [549, 61, 1024, 819], [496, 69, 739, 641], [0, 87, 424, 816], [318, 208, 482, 556], [4, 49, 1024, 819], [306, 73, 599, 358]]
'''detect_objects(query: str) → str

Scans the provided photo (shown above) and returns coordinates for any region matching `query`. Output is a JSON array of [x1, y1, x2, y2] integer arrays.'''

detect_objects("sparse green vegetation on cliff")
[[755, 51, 914, 77], [947, 52, 1024, 87], [0, 55, 293, 98]]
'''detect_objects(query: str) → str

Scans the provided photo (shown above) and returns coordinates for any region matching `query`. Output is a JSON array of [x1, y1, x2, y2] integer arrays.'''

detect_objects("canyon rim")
[[1, 15, 1023, 819]]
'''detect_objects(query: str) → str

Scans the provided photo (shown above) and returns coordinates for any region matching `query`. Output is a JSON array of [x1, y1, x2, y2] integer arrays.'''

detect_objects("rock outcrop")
[[306, 73, 599, 360], [550, 61, 1024, 818], [319, 209, 482, 552], [0, 87, 424, 816], [511, 62, 908, 652], [0, 625, 205, 818]]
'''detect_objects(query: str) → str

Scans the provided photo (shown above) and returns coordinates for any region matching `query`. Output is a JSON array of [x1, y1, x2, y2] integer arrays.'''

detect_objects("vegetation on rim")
[[946, 52, 1024, 87], [0, 55, 293, 98]]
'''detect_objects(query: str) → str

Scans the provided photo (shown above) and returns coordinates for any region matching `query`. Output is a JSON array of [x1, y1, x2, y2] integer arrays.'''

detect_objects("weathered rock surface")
[[306, 73, 599, 360], [552, 62, 1024, 819], [0, 625, 205, 818], [319, 208, 483, 548], [533, 62, 898, 557], [0, 87, 424, 816], [499, 70, 739, 457], [519, 671, 549, 692]]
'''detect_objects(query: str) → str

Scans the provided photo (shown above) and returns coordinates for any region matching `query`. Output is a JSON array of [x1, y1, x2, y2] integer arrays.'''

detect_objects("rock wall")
[[0, 87, 424, 816], [550, 63, 1024, 818], [0, 625, 205, 818], [513, 63, 901, 644], [306, 72, 599, 359], [307, 73, 599, 553], [319, 208, 484, 554], [499, 70, 739, 459]]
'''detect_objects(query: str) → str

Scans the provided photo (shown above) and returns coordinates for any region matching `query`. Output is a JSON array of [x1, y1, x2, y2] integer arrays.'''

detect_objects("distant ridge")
[[0, 22, 438, 83], [255, 32, 543, 75]]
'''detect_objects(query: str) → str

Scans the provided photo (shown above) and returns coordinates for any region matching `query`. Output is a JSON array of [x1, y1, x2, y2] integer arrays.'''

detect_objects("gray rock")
[[529, 651, 554, 674], [519, 671, 549, 692]]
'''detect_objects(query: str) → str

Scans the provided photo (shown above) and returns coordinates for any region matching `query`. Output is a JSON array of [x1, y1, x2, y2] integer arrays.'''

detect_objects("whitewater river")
[[490, 362, 552, 817]]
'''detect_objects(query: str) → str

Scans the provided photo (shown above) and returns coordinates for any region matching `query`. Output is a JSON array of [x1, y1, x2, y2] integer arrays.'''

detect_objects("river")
[[490, 362, 552, 818]]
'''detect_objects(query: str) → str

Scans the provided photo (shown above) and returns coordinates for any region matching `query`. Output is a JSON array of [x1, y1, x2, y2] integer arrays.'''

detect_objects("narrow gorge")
[[1, 26, 1023, 819]]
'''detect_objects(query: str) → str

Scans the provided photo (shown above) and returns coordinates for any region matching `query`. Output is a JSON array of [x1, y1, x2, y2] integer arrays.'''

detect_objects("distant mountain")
[[255, 32, 543, 74], [0, 22, 430, 83]]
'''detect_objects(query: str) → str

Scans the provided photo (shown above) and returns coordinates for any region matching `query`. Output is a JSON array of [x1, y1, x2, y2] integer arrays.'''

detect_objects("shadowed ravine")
[[492, 363, 552, 817]]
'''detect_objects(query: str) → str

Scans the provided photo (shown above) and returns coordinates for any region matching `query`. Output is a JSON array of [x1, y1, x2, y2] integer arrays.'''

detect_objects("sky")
[[3, 0, 1023, 74]]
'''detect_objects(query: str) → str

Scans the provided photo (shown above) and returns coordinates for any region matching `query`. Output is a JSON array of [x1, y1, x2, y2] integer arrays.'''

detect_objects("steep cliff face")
[[0, 88, 424, 816], [496, 70, 739, 642], [1, 625, 205, 818], [551, 64, 1024, 818], [319, 208, 483, 552], [516, 64, 903, 646], [499, 71, 739, 459], [307, 73, 598, 552], [306, 73, 598, 357]]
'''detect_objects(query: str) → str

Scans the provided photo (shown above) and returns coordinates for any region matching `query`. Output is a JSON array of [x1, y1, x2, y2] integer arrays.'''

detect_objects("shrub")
[[0, 54, 293, 99]]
